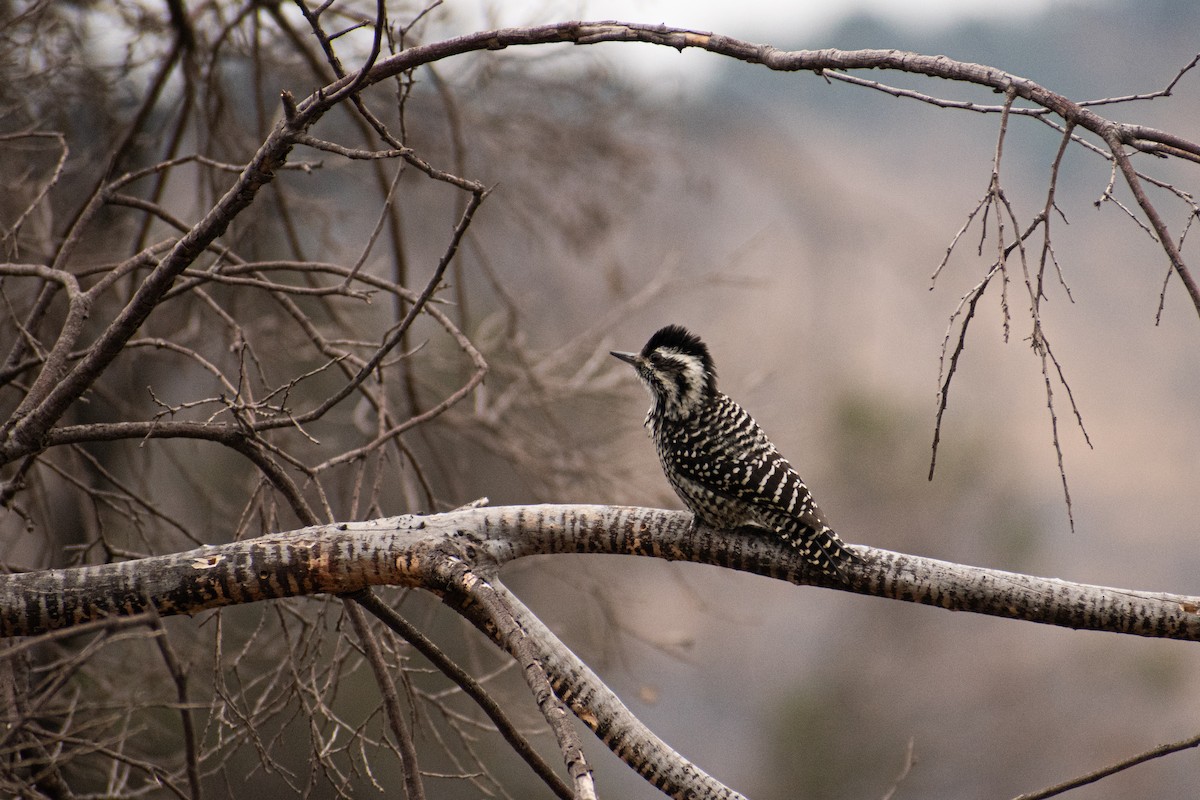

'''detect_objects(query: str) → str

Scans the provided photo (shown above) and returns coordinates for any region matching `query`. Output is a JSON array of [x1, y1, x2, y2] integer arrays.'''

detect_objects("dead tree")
[[2, 6, 1199, 799]]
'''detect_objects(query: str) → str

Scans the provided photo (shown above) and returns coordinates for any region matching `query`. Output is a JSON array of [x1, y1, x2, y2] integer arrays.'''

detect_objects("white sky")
[[488, 0, 1083, 37]]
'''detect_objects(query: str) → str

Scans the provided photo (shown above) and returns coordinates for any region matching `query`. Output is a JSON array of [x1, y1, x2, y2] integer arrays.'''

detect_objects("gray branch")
[[3, 505, 1198, 799], [4, 504, 1196, 640]]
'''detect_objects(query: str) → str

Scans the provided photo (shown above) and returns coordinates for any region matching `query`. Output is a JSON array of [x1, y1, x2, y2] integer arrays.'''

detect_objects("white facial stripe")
[[654, 348, 708, 419]]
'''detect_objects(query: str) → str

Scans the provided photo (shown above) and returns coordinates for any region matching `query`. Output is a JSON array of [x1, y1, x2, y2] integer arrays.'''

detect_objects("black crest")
[[642, 324, 716, 385]]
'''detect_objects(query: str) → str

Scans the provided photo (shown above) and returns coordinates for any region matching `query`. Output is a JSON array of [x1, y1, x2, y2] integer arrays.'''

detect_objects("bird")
[[611, 324, 857, 578]]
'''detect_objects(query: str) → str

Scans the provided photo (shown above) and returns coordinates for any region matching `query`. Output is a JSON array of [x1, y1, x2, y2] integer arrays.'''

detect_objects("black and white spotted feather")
[[612, 324, 856, 578]]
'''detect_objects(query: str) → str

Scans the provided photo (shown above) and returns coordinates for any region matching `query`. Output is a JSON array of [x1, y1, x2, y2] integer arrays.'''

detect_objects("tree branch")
[[4, 504, 1198, 797], [1014, 729, 1200, 800], [4, 505, 1196, 640], [350, 588, 575, 800], [7, 21, 1200, 467], [431, 557, 598, 800], [485, 580, 745, 800], [343, 599, 426, 800]]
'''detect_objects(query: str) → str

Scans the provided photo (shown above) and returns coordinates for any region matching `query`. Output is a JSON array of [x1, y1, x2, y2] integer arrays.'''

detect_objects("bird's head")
[[611, 324, 717, 421]]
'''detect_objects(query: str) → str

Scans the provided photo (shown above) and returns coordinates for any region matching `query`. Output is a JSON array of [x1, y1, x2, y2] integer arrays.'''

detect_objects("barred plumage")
[[611, 324, 856, 578]]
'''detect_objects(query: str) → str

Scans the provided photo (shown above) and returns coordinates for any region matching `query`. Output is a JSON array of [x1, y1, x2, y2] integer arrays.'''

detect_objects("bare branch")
[[1101, 126, 1200, 314], [350, 589, 574, 800], [6, 505, 1200, 796], [148, 615, 202, 800], [344, 599, 426, 800], [7, 19, 1199, 471], [5, 504, 1199, 640], [433, 562, 597, 800], [485, 581, 745, 800], [1077, 52, 1200, 106], [1013, 730, 1200, 800], [4, 12, 1200, 799]]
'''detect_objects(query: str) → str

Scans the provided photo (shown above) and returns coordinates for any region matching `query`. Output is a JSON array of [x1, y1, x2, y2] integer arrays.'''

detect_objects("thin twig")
[[343, 599, 427, 800], [1076, 52, 1200, 106], [1102, 126, 1200, 315], [350, 589, 574, 800], [1013, 730, 1200, 800], [148, 616, 202, 800], [929, 268, 994, 480]]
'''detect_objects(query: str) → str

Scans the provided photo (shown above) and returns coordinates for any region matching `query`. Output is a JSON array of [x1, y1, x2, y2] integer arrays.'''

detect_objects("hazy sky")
[[490, 0, 1089, 36]]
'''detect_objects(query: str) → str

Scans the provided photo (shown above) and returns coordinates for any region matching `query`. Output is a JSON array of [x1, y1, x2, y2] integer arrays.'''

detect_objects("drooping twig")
[[929, 267, 994, 481]]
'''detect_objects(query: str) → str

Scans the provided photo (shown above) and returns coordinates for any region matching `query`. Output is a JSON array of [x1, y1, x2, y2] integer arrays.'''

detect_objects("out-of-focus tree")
[[2, 3, 1199, 799]]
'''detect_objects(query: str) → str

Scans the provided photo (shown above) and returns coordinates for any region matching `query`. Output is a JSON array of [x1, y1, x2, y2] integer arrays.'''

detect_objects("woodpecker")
[[611, 324, 856, 578]]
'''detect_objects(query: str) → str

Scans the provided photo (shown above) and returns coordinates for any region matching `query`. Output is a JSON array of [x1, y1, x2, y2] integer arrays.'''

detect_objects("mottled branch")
[[4, 505, 1197, 799], [4, 504, 1196, 641]]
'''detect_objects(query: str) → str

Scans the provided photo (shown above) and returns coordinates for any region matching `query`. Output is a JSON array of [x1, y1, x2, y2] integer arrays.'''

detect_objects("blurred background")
[[3, 0, 1198, 797], [485, 1, 1200, 798]]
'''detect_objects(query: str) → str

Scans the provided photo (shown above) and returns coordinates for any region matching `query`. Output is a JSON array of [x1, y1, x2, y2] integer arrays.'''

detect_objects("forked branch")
[[3, 505, 1199, 798]]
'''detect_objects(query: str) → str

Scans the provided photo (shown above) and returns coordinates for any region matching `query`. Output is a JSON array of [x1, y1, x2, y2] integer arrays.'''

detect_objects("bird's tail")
[[794, 525, 860, 580]]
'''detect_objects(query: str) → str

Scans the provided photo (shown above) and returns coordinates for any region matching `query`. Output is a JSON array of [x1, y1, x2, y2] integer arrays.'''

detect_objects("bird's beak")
[[610, 350, 639, 367]]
